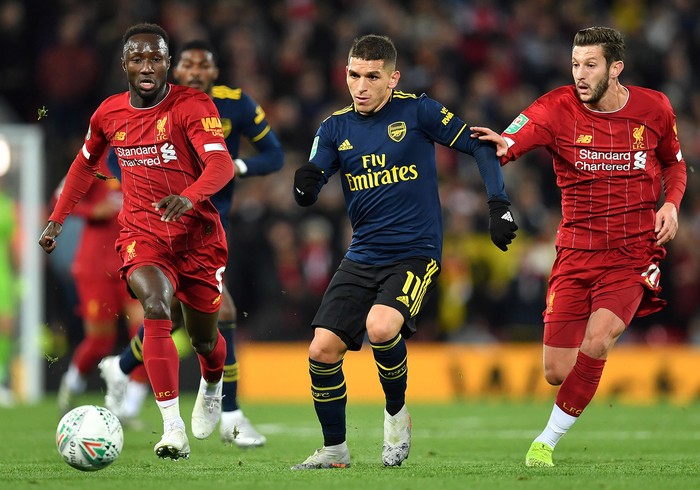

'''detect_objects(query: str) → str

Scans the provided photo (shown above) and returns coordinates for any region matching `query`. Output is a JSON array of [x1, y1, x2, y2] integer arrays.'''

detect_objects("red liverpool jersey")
[[54, 84, 233, 252], [501, 85, 686, 250]]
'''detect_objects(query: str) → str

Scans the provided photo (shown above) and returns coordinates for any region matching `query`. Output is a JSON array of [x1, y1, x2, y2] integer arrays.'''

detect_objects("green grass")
[[1, 395, 699, 490]]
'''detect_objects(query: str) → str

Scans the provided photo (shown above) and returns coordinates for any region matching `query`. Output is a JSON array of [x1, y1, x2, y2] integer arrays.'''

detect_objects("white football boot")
[[191, 377, 222, 439], [291, 442, 351, 470], [98, 356, 128, 418], [154, 420, 190, 460], [220, 409, 267, 447], [382, 405, 411, 466]]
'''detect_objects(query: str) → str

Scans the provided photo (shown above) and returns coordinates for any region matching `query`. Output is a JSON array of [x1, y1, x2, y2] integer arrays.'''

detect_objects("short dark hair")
[[122, 22, 169, 47], [178, 40, 218, 65], [348, 34, 397, 69], [573, 27, 625, 67]]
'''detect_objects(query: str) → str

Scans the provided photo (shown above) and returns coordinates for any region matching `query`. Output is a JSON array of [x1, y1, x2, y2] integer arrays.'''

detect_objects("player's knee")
[[191, 336, 218, 355], [581, 334, 618, 359], [543, 366, 566, 386], [142, 298, 171, 319], [308, 342, 343, 364], [366, 320, 398, 344], [365, 306, 403, 343], [581, 341, 608, 359]]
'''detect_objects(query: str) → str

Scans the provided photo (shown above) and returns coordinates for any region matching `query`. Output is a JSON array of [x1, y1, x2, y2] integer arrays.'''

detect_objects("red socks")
[[142, 318, 178, 402], [197, 331, 226, 383], [73, 334, 117, 374], [143, 322, 225, 400], [130, 365, 149, 383], [555, 351, 606, 417]]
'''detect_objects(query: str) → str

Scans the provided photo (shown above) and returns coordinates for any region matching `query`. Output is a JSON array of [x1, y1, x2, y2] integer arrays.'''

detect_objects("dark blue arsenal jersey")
[[207, 85, 283, 227], [310, 91, 509, 265]]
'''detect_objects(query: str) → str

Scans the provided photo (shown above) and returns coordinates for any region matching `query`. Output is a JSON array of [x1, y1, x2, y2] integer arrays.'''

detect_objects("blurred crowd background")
[[1, 0, 699, 354]]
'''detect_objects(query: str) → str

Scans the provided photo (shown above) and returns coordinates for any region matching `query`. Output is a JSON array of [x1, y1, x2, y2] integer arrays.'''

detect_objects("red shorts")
[[73, 273, 136, 322], [116, 235, 227, 314], [543, 242, 667, 348]]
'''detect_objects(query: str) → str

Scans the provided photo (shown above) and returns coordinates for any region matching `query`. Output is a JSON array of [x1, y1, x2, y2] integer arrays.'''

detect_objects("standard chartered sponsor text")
[[579, 149, 631, 161], [576, 161, 631, 171], [116, 145, 162, 167], [116, 145, 159, 157], [576, 148, 634, 171]]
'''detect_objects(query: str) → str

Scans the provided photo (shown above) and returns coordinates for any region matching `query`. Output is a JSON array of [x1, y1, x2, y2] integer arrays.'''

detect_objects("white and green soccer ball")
[[56, 405, 123, 471]]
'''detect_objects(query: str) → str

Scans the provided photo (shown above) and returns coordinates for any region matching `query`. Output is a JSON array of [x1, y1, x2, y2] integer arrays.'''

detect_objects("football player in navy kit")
[[291, 34, 518, 469]]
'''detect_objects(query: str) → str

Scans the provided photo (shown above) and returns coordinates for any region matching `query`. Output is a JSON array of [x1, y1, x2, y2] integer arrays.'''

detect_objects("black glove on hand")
[[488, 200, 518, 251], [294, 163, 325, 206]]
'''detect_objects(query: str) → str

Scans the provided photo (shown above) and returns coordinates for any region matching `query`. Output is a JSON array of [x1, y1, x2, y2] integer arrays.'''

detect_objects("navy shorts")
[[312, 257, 441, 350]]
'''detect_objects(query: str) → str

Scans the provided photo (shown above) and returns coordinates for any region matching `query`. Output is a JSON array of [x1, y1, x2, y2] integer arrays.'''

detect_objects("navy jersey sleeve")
[[417, 96, 509, 203], [308, 119, 342, 185], [228, 92, 284, 176]]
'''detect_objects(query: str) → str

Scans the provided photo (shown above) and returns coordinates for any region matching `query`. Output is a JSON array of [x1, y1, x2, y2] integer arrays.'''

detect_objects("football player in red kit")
[[471, 26, 687, 467], [40, 23, 234, 461]]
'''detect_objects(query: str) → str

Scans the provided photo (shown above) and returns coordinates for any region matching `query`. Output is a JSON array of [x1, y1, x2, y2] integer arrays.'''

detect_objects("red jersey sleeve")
[[655, 94, 687, 211], [501, 95, 556, 163]]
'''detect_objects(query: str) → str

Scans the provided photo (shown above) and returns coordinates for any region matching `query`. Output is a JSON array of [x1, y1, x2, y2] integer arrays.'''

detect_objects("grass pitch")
[[1, 395, 698, 490]]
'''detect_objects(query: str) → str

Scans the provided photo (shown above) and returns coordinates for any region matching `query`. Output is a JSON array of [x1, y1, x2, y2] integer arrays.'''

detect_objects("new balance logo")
[[501, 211, 514, 222], [396, 295, 409, 307], [338, 139, 353, 151]]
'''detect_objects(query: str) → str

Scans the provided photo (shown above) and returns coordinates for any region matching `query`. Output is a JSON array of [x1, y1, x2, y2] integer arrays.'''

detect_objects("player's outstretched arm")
[[470, 126, 508, 157]]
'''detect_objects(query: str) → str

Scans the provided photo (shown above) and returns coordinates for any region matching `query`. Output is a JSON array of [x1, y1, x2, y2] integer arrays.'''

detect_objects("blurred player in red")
[[56, 157, 146, 415], [472, 26, 687, 467], [39, 23, 234, 461]]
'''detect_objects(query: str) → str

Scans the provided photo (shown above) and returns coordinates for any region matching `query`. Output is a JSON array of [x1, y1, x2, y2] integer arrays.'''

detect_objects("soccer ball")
[[56, 405, 124, 471]]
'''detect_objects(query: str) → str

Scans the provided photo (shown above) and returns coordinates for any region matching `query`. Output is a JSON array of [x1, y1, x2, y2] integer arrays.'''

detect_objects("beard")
[[577, 73, 610, 105]]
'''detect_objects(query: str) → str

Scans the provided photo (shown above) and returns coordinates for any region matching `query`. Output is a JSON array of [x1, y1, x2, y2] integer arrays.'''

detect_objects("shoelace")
[[163, 419, 186, 434], [202, 394, 221, 413]]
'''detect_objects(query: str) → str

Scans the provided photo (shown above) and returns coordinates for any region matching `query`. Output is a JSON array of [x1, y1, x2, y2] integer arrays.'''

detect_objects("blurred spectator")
[[35, 11, 100, 139], [0, 1, 30, 122]]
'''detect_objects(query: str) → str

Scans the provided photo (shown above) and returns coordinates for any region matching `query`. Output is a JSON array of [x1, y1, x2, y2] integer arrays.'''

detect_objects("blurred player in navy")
[[291, 34, 518, 469], [472, 27, 687, 467], [99, 39, 283, 447], [40, 23, 235, 460]]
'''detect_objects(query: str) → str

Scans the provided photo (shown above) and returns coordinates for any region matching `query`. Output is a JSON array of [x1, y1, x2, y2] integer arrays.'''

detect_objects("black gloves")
[[488, 200, 518, 251], [294, 163, 325, 206]]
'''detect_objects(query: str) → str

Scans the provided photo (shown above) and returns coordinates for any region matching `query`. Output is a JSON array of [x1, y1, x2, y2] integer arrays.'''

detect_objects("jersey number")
[[401, 259, 439, 317]]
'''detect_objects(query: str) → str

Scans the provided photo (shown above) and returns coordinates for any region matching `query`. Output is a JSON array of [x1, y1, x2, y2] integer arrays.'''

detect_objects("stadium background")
[[0, 0, 699, 402]]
